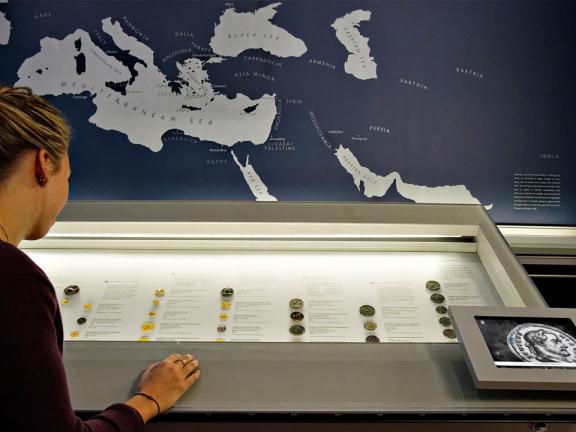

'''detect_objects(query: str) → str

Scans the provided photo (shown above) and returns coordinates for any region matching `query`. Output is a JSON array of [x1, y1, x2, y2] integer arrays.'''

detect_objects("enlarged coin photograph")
[[443, 328, 456, 339], [426, 280, 441, 291], [477, 317, 576, 367], [359, 305, 376, 317], [366, 335, 380, 343]]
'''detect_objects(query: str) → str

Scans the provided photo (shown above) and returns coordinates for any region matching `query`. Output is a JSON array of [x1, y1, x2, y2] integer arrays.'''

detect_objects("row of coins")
[[138, 288, 166, 341], [289, 298, 305, 336], [217, 287, 234, 339], [61, 285, 92, 339], [359, 305, 379, 343], [426, 280, 456, 339]]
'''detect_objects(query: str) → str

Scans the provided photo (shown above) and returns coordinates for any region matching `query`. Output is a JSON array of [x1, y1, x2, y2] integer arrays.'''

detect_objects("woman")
[[0, 85, 200, 430]]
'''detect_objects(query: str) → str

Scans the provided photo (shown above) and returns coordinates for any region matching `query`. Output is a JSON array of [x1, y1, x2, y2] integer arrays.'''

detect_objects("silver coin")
[[76, 317, 87, 325], [435, 306, 448, 314], [64, 284, 80, 296], [507, 323, 576, 363], [443, 329, 457, 339], [426, 280, 441, 291], [289, 298, 304, 309], [290, 311, 304, 321], [439, 317, 452, 327], [359, 305, 376, 317], [289, 324, 305, 336], [221, 287, 234, 297], [430, 293, 445, 304], [366, 335, 380, 343], [364, 321, 377, 331]]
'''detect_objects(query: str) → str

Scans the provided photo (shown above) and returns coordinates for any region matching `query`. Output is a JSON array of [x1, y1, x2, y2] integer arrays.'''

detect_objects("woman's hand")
[[126, 353, 200, 422]]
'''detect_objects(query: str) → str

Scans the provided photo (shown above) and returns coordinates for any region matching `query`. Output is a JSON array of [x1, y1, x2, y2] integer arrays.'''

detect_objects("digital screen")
[[476, 317, 576, 369]]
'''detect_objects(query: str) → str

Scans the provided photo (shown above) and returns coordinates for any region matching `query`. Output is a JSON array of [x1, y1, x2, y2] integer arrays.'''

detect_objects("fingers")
[[186, 368, 201, 384], [167, 353, 195, 367]]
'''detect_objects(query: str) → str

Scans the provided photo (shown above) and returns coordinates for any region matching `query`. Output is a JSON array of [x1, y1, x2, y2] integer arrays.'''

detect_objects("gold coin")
[[141, 322, 155, 332], [216, 338, 225, 342], [219, 313, 229, 321], [153, 299, 161, 306], [60, 299, 70, 306], [138, 336, 150, 342], [364, 321, 377, 331], [148, 311, 157, 317], [154, 288, 165, 297], [83, 303, 93, 311], [289, 298, 304, 309], [70, 331, 80, 338], [221, 301, 231, 310], [359, 305, 376, 317]]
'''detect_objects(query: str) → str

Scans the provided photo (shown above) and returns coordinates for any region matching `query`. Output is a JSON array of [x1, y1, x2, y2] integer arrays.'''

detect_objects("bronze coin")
[[217, 325, 227, 333], [289, 298, 304, 309], [365, 335, 380, 343], [439, 317, 452, 327], [64, 284, 80, 296], [289, 324, 305, 336], [443, 328, 457, 339], [435, 306, 448, 314], [221, 287, 234, 297], [364, 321, 377, 331], [77, 317, 87, 325], [426, 280, 441, 291], [290, 311, 304, 321], [359, 305, 376, 317], [430, 293, 445, 304]]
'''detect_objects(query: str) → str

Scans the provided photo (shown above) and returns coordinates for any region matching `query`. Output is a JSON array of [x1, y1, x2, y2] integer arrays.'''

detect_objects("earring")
[[37, 175, 46, 186]]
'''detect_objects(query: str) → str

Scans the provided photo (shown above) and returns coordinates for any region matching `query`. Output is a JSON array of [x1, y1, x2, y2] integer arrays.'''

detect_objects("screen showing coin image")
[[476, 317, 576, 369]]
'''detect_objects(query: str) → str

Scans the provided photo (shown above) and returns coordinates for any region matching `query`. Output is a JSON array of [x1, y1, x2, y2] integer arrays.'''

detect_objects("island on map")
[[210, 2, 307, 58], [15, 18, 277, 152], [335, 145, 488, 206], [331, 10, 377, 80]]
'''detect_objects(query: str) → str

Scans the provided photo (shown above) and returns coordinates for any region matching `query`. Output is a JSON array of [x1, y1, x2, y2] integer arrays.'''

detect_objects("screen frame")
[[449, 306, 576, 390]]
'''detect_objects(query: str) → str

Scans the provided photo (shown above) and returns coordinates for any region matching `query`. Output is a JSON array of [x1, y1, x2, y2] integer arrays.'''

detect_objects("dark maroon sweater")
[[0, 240, 144, 431]]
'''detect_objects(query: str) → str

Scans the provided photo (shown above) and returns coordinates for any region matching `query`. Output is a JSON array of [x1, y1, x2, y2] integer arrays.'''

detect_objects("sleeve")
[[0, 274, 145, 432]]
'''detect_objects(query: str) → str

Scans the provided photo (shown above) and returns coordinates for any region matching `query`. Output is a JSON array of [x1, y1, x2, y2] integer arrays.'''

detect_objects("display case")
[[20, 202, 576, 430]]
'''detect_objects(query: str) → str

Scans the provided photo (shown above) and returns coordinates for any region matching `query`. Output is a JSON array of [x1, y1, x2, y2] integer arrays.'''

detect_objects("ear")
[[34, 149, 51, 186]]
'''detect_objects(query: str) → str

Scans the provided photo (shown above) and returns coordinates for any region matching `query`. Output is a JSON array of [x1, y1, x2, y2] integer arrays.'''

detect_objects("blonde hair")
[[0, 85, 71, 181]]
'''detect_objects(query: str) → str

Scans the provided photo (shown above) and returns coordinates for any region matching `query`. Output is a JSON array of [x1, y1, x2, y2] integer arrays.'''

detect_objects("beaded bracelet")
[[133, 392, 161, 417]]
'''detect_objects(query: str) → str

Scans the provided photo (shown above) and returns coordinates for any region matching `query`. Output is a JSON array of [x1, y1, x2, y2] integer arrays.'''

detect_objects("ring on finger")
[[175, 359, 186, 366]]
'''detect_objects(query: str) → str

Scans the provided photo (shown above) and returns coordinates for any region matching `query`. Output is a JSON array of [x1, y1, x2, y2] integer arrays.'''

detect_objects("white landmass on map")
[[331, 10, 377, 80], [210, 2, 307, 58], [232, 151, 277, 201], [0, 10, 11, 46], [335, 145, 489, 206], [15, 18, 277, 152]]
